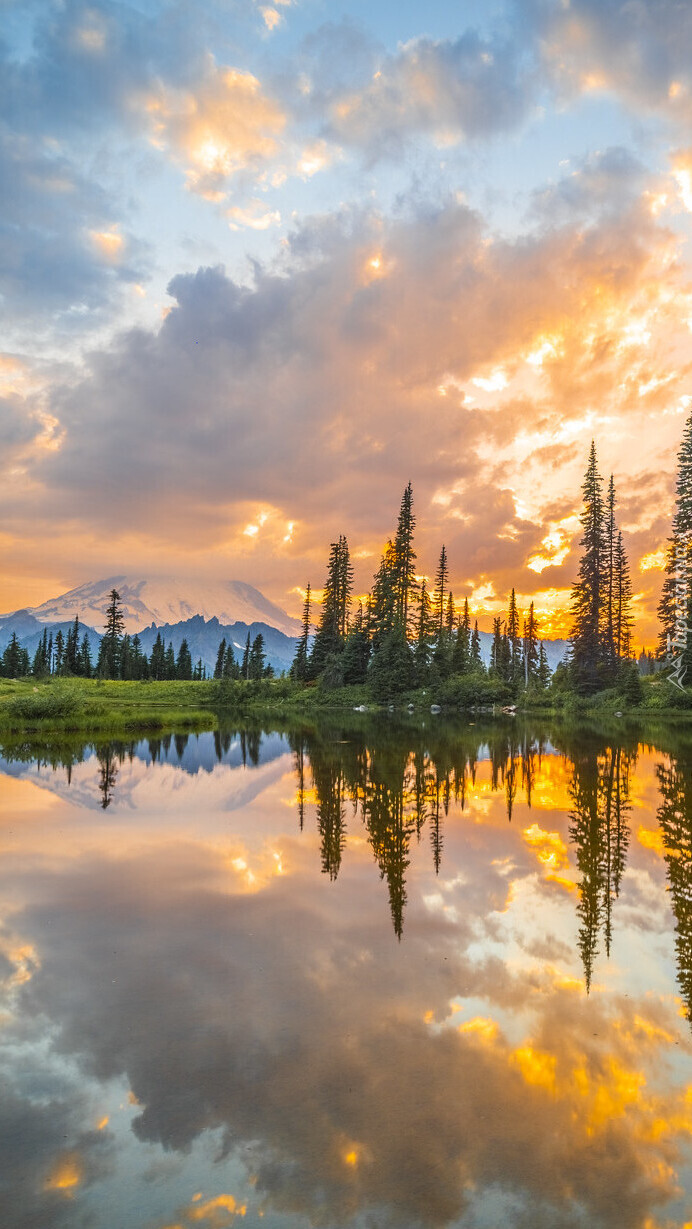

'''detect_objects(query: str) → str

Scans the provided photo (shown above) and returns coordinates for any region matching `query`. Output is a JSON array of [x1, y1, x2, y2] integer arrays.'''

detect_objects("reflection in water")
[[568, 742, 633, 989], [658, 748, 692, 1022], [4, 718, 692, 1227]]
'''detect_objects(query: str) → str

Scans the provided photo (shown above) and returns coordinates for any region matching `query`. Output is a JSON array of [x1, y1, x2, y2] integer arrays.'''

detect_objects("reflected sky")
[[2, 718, 692, 1229]]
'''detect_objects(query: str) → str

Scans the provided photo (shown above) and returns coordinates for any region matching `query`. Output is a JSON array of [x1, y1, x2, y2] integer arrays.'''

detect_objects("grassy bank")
[[0, 673, 689, 736], [0, 677, 217, 735]]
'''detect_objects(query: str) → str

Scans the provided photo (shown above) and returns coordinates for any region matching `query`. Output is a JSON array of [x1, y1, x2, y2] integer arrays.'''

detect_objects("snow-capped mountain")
[[5, 576, 301, 638]]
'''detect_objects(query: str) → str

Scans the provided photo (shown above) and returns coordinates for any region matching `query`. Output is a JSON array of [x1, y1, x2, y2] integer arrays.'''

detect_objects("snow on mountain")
[[6, 576, 301, 638]]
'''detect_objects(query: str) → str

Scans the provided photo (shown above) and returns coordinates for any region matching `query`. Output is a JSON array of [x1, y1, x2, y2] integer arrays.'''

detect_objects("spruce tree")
[[241, 631, 251, 680]]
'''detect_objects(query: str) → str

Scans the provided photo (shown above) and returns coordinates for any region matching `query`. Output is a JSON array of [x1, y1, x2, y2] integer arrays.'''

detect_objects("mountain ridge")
[[2, 575, 302, 638]]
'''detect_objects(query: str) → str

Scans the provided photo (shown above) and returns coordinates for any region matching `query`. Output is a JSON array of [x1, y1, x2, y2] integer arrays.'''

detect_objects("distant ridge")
[[2, 575, 302, 639]]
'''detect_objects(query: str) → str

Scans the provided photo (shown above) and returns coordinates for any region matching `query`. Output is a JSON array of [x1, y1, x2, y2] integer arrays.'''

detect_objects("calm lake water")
[[3, 714, 692, 1229]]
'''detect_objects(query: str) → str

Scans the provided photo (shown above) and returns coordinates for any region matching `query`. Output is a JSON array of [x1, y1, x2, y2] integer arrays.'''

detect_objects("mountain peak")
[[5, 575, 301, 637]]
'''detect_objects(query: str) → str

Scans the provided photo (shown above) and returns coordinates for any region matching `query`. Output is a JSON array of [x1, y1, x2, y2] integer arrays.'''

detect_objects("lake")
[[2, 714, 692, 1228]]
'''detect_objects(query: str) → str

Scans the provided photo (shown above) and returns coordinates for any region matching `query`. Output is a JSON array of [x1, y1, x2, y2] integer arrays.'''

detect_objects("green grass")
[[0, 678, 217, 734]]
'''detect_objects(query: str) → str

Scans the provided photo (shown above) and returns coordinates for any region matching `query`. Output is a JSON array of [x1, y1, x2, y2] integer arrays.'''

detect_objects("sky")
[[2, 0, 692, 642]]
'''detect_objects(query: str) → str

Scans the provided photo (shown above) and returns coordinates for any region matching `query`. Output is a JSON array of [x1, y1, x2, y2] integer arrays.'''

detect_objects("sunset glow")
[[2, 0, 692, 650]]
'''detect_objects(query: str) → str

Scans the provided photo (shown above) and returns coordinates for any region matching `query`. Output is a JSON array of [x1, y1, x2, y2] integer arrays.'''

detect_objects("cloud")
[[531, 0, 692, 126], [0, 126, 148, 336], [314, 26, 538, 158], [4, 818, 688, 1229], [3, 171, 674, 630], [144, 58, 287, 200]]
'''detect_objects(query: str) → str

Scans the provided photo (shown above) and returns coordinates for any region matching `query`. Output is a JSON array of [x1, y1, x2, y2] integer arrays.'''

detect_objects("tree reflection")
[[296, 720, 548, 936], [656, 751, 692, 1022], [567, 741, 632, 990]]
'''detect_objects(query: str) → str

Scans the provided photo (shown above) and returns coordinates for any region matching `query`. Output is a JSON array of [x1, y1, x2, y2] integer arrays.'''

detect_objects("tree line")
[[289, 482, 556, 700]]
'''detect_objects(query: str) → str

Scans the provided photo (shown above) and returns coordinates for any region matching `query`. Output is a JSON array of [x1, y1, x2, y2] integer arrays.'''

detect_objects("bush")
[[8, 687, 83, 722]]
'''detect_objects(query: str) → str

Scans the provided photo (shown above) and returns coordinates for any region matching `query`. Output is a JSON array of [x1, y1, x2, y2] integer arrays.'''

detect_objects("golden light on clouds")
[[640, 549, 667, 573], [90, 228, 124, 261], [144, 63, 286, 197], [45, 1154, 83, 1195]]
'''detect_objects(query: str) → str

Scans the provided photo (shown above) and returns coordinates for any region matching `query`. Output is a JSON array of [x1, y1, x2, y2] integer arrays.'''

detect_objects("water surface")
[[2, 715, 692, 1229]]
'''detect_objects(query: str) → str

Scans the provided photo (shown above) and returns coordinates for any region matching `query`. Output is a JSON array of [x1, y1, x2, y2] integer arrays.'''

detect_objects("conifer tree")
[[100, 588, 125, 678], [507, 589, 522, 682], [341, 601, 370, 684], [605, 475, 617, 666], [414, 578, 433, 681], [471, 620, 482, 668], [164, 642, 176, 680], [523, 601, 539, 684], [570, 442, 607, 691], [79, 633, 92, 678], [433, 545, 449, 639], [223, 643, 238, 678], [214, 638, 227, 679], [310, 537, 352, 675], [393, 482, 418, 634], [452, 598, 471, 674], [248, 633, 266, 679], [538, 642, 551, 688], [150, 632, 165, 680], [241, 631, 251, 680], [614, 531, 634, 660], [658, 410, 692, 669], [291, 584, 312, 681], [176, 638, 193, 680], [54, 629, 65, 675]]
